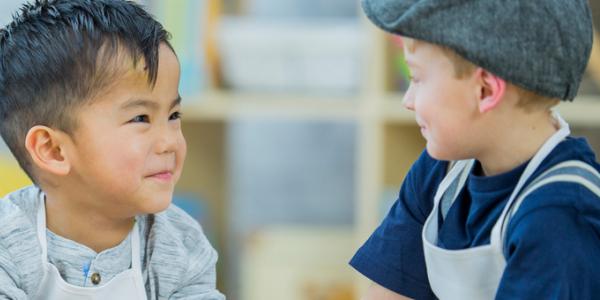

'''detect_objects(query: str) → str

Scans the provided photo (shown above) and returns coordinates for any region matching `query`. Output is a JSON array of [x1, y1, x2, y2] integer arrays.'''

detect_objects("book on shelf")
[[144, 0, 212, 97]]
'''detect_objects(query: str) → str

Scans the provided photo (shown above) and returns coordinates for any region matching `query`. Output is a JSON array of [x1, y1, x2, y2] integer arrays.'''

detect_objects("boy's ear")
[[25, 126, 71, 176], [476, 68, 506, 113]]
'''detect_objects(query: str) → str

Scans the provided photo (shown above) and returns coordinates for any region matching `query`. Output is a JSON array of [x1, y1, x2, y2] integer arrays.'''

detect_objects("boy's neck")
[[476, 110, 559, 176], [43, 193, 135, 253]]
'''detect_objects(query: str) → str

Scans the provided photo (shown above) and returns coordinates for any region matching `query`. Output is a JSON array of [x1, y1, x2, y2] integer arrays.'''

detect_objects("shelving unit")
[[181, 92, 600, 126], [182, 92, 360, 121]]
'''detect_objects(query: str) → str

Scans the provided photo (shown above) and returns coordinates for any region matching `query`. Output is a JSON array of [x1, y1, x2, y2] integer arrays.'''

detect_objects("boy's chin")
[[426, 146, 445, 160], [426, 146, 456, 162], [138, 195, 172, 215]]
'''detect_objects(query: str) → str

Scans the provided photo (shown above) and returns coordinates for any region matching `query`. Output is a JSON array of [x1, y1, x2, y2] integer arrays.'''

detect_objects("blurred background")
[[1, 1, 600, 299]]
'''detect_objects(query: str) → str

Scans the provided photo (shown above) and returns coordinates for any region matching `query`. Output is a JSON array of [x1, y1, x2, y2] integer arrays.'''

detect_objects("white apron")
[[421, 113, 600, 299], [33, 196, 147, 300]]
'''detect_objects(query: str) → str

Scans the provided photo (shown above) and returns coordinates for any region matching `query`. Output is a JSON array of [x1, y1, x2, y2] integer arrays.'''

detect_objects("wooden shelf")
[[182, 91, 360, 122], [381, 94, 414, 124], [381, 94, 600, 126], [555, 95, 600, 127]]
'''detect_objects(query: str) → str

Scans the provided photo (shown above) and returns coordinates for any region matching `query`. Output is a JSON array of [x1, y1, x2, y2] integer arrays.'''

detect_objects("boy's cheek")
[[179, 136, 187, 161], [173, 134, 187, 167]]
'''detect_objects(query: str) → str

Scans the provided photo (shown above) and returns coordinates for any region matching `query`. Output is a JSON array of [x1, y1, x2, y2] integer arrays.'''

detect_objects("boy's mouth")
[[417, 123, 427, 136], [147, 171, 173, 181]]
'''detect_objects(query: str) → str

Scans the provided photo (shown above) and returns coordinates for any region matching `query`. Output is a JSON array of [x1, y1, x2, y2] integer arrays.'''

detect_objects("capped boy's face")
[[402, 40, 480, 160], [65, 43, 186, 217]]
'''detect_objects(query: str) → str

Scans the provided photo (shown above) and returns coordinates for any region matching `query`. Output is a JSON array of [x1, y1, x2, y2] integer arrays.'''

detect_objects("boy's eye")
[[130, 115, 150, 123], [169, 111, 182, 121]]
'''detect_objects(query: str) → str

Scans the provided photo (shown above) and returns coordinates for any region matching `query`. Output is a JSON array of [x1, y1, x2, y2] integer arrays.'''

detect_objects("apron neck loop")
[[36, 194, 141, 269], [491, 111, 570, 245]]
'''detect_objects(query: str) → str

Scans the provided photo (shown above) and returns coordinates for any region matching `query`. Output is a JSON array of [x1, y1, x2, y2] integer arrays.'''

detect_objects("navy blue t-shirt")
[[350, 137, 600, 299]]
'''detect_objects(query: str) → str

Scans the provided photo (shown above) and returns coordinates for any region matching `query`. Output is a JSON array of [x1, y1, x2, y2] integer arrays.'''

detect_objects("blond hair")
[[402, 38, 559, 111]]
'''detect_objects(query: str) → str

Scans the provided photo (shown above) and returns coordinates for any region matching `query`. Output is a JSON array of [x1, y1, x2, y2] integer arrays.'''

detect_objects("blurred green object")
[[390, 35, 411, 91], [147, 0, 207, 96]]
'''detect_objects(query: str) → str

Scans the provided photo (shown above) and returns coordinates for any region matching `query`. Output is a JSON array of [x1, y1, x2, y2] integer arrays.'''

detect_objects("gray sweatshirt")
[[0, 186, 225, 299]]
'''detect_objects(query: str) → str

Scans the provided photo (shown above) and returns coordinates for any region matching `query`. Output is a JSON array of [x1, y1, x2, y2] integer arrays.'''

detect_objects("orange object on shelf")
[[204, 0, 223, 89]]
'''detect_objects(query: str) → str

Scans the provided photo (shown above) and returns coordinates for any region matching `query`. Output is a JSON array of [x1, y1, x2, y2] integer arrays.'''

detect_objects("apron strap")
[[491, 160, 600, 250], [130, 220, 142, 271], [36, 191, 49, 262], [489, 112, 570, 249], [36, 193, 142, 272], [440, 160, 474, 220]]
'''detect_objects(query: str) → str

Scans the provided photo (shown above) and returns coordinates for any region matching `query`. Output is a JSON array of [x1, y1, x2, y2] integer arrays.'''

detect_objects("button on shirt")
[[47, 229, 132, 288], [90, 272, 101, 285]]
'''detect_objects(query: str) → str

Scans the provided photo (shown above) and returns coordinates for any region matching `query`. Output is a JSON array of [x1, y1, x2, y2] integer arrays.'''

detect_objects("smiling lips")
[[148, 171, 173, 181], [416, 120, 426, 133]]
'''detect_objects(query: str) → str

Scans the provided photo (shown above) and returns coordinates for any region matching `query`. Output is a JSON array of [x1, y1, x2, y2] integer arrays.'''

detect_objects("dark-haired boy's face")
[[64, 43, 186, 217]]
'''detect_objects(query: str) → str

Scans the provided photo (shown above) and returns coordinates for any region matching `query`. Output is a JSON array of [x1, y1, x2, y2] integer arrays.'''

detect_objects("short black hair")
[[0, 0, 172, 181]]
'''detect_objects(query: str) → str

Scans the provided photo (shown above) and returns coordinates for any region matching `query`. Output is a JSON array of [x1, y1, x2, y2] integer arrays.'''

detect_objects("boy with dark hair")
[[351, 0, 600, 299], [0, 0, 224, 298]]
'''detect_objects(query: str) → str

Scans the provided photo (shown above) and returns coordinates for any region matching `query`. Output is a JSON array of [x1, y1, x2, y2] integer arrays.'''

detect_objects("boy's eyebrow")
[[171, 96, 182, 109], [120, 96, 182, 111]]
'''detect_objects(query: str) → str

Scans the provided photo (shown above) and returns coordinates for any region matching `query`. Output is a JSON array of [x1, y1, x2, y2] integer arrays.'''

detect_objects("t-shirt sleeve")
[[0, 243, 27, 299], [167, 234, 225, 300], [350, 150, 445, 299], [497, 183, 600, 299], [0, 187, 42, 299], [161, 206, 225, 300]]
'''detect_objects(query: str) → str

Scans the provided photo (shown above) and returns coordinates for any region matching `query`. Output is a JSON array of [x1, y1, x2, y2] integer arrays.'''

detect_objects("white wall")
[[0, 0, 27, 27]]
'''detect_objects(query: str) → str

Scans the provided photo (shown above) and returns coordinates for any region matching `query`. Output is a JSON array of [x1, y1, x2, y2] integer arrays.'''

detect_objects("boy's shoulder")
[[509, 137, 600, 226], [0, 185, 41, 237], [0, 186, 43, 294], [529, 136, 600, 197], [0, 184, 41, 209]]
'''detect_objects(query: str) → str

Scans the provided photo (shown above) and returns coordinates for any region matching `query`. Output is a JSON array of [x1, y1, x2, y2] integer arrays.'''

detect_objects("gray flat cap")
[[362, 0, 594, 100]]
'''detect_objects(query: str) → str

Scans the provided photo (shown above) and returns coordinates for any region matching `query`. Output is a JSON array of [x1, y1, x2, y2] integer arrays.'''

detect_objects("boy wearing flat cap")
[[350, 0, 600, 299]]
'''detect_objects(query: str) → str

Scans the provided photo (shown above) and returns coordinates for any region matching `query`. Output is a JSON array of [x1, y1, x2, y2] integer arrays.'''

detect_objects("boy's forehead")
[[109, 43, 178, 86], [87, 51, 147, 95], [402, 40, 445, 66], [86, 67, 154, 108], [87, 45, 179, 108]]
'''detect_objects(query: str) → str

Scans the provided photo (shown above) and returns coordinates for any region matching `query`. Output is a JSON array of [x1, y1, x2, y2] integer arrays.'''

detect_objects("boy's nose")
[[155, 128, 180, 155], [402, 88, 415, 111]]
